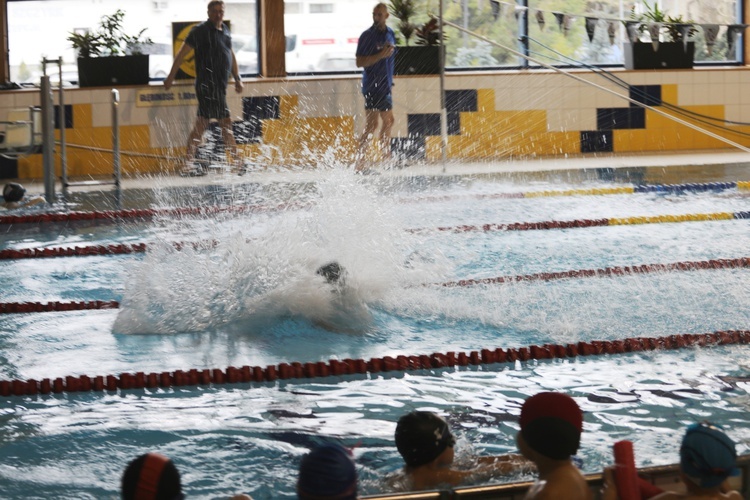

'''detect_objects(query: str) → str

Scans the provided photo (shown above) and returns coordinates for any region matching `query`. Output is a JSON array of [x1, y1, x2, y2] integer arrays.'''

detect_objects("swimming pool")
[[1, 164, 749, 498]]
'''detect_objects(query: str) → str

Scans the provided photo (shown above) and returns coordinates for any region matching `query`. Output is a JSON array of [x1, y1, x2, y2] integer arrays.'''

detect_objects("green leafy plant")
[[389, 0, 418, 46], [414, 17, 445, 46], [68, 9, 153, 58], [388, 0, 444, 47], [629, 1, 696, 42]]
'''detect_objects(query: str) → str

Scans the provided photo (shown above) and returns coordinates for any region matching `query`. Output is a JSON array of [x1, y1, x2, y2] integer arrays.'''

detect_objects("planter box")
[[395, 46, 443, 75], [76, 54, 150, 87], [624, 42, 694, 70]]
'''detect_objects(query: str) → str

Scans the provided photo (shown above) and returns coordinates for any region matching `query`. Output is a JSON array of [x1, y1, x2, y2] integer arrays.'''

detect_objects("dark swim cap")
[[297, 443, 357, 500], [520, 392, 583, 460], [680, 422, 739, 488], [121, 453, 183, 500], [317, 262, 344, 284], [3, 183, 25, 203], [395, 411, 456, 467]]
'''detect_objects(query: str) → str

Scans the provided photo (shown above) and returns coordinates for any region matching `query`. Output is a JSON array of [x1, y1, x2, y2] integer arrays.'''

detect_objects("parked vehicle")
[[317, 51, 358, 72]]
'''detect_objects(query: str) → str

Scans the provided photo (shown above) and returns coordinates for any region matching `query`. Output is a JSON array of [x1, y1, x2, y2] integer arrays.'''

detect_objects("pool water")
[[0, 166, 749, 499]]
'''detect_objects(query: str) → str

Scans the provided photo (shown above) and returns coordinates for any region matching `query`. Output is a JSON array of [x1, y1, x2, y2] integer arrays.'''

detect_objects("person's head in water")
[[3, 183, 25, 203], [297, 443, 358, 500], [395, 411, 457, 468], [317, 262, 345, 285], [680, 421, 739, 489], [121, 452, 184, 500]]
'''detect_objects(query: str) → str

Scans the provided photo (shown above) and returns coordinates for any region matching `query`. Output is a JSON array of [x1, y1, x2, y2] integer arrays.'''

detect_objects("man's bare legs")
[[218, 116, 242, 168], [378, 109, 394, 159], [356, 109, 394, 171], [186, 116, 211, 162], [185, 116, 241, 171]]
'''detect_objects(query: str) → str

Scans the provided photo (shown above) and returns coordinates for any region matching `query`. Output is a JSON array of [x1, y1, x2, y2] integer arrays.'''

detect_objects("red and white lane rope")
[[1, 257, 747, 314], [0, 330, 747, 397], [3, 211, 749, 261]]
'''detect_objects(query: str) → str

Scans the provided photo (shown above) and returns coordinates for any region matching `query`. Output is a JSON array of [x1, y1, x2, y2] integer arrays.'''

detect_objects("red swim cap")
[[520, 392, 583, 460], [121, 453, 183, 500]]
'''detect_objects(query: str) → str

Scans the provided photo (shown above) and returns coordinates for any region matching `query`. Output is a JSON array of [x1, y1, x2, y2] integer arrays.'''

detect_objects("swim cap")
[[121, 453, 183, 500], [3, 183, 25, 203], [520, 392, 583, 460], [680, 422, 739, 489], [297, 443, 357, 500], [317, 262, 344, 284], [395, 411, 456, 467]]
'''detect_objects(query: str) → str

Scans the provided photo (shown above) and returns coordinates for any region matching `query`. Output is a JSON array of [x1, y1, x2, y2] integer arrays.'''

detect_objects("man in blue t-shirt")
[[164, 0, 244, 175], [355, 2, 396, 171]]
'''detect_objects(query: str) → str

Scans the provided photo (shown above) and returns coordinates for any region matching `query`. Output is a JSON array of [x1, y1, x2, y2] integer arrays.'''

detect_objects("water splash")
[[113, 166, 450, 335]]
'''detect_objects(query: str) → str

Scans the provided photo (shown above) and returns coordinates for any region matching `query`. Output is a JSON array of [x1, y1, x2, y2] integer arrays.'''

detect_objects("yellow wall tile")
[[661, 84, 678, 105], [73, 104, 93, 129], [476, 89, 495, 113]]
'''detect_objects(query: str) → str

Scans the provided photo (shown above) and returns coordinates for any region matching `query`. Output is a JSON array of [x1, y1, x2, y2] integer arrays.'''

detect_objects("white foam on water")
[[113, 165, 453, 335]]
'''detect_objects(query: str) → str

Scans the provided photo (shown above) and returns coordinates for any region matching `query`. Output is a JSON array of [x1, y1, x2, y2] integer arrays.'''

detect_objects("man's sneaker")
[[179, 162, 208, 177], [237, 160, 262, 176]]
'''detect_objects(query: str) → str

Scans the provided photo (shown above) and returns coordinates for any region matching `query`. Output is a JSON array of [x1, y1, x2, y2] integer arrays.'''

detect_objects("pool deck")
[[15, 148, 750, 195]]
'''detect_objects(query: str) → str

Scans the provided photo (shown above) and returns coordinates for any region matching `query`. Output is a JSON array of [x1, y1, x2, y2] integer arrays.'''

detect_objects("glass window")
[[309, 4, 335, 14], [7, 0, 260, 85], [438, 0, 741, 69], [525, 0, 741, 68], [284, 0, 366, 73]]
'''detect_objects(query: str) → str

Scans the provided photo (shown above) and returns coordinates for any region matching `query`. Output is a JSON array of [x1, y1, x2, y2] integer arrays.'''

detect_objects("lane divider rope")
[[0, 201, 306, 226], [421, 211, 750, 234], [0, 240, 219, 260], [3, 212, 749, 261], [435, 257, 750, 288], [2, 257, 747, 314], [0, 300, 119, 314], [1, 182, 748, 227], [1, 330, 747, 397], [403, 180, 750, 204]]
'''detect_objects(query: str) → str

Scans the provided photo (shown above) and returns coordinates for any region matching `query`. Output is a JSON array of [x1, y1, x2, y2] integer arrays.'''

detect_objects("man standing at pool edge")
[[164, 0, 244, 176], [355, 2, 396, 172]]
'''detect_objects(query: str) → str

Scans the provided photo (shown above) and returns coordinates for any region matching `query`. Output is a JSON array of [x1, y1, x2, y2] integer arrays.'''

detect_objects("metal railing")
[[35, 57, 122, 206]]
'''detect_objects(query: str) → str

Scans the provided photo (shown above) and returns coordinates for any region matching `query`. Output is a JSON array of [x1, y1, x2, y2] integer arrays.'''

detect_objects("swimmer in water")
[[2, 183, 44, 210], [313, 261, 372, 333], [387, 411, 533, 492], [317, 261, 345, 286]]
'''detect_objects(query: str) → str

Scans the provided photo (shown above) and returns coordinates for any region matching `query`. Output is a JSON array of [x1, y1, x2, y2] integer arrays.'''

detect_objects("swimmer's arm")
[[477, 453, 526, 464], [24, 196, 45, 207], [429, 467, 477, 487], [477, 454, 535, 473]]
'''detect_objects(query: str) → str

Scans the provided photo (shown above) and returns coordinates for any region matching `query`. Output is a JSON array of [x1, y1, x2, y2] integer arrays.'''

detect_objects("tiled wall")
[[2, 67, 750, 179]]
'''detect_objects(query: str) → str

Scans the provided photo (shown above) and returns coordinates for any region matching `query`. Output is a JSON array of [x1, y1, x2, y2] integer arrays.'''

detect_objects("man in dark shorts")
[[355, 2, 396, 172], [164, 0, 244, 176]]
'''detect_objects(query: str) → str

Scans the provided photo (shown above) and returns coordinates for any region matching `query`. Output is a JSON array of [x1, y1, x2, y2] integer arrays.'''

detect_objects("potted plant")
[[68, 9, 153, 87], [389, 0, 444, 75], [624, 1, 696, 70]]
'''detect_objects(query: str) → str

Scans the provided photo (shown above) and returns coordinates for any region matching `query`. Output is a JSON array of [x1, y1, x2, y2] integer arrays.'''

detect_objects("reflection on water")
[[0, 165, 748, 498], [0, 347, 748, 498]]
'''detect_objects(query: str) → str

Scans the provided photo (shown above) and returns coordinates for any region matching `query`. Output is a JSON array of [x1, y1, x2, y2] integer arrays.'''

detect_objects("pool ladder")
[[39, 57, 122, 208]]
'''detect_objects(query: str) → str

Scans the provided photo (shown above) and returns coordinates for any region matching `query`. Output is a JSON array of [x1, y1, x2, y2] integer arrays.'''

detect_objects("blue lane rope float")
[[1, 330, 748, 397], [1, 181, 748, 227]]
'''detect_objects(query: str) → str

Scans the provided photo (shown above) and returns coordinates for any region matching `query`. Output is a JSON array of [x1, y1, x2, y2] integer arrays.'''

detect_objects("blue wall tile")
[[630, 85, 661, 107], [580, 130, 613, 153], [243, 96, 280, 121], [446, 90, 478, 112]]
